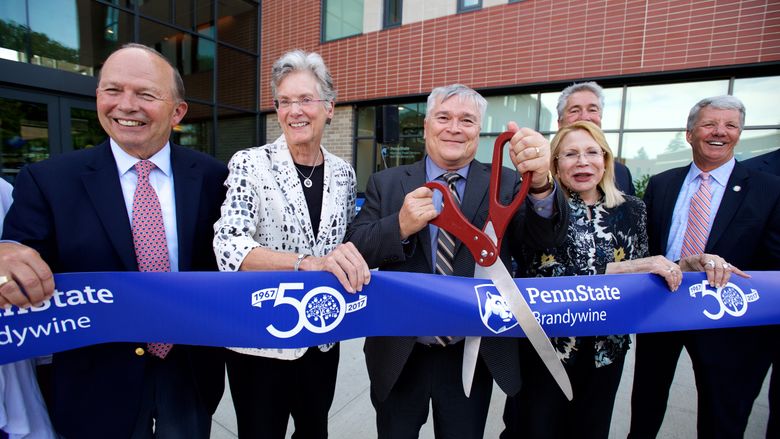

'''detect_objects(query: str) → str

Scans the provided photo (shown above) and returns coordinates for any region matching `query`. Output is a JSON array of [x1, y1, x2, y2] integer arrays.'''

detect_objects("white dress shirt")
[[110, 140, 179, 271], [0, 179, 57, 439]]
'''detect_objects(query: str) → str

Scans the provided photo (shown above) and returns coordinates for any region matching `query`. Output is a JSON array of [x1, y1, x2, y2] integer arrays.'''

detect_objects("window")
[[353, 77, 780, 192], [323, 0, 363, 42], [733, 76, 780, 126], [383, 0, 402, 29], [217, 0, 257, 52], [458, 0, 482, 13]]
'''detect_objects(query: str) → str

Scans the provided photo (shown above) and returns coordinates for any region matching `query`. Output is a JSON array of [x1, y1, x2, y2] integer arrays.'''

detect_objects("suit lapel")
[[456, 160, 490, 256], [315, 150, 335, 252], [171, 145, 203, 271], [81, 142, 137, 270], [707, 163, 749, 251], [657, 167, 688, 255], [401, 160, 431, 271], [270, 143, 316, 251]]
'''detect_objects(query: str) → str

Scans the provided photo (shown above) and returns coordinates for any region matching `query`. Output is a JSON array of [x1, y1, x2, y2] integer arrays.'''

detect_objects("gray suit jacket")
[[346, 158, 569, 401]]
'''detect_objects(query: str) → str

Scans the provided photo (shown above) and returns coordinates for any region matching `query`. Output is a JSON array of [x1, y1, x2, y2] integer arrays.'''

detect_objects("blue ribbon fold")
[[0, 271, 777, 364]]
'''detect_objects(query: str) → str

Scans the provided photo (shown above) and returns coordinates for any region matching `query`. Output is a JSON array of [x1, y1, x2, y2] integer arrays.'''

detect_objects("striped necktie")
[[132, 160, 173, 359], [680, 172, 712, 258], [434, 172, 461, 346]]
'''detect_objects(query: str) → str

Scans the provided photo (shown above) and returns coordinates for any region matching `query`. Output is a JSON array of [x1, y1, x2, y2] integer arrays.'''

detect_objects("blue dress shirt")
[[665, 158, 735, 262]]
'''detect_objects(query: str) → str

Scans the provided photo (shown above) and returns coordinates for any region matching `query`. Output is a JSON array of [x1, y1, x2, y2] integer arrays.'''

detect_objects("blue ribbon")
[[0, 271, 777, 364]]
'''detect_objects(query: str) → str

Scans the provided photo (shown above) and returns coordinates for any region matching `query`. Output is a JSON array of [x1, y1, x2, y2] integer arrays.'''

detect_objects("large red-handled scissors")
[[425, 131, 573, 400]]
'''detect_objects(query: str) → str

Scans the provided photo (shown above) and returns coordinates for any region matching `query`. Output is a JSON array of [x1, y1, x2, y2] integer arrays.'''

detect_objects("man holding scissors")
[[346, 84, 569, 438]]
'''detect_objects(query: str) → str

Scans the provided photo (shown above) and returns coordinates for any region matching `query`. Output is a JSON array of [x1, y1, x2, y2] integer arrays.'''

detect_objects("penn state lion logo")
[[475, 283, 518, 334]]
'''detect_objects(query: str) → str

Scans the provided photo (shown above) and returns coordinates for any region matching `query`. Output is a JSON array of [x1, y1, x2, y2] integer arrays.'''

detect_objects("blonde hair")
[[550, 120, 625, 208]]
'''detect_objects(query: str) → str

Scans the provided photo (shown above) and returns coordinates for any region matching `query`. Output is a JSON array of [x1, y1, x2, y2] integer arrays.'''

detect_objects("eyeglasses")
[[556, 150, 605, 162], [273, 97, 329, 109]]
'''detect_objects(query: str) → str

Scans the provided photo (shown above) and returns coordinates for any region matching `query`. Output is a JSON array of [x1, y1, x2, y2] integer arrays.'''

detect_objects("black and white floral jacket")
[[517, 191, 649, 367], [213, 135, 356, 360]]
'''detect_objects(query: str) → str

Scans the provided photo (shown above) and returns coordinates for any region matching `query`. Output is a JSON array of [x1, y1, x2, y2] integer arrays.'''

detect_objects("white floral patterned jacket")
[[213, 135, 357, 360]]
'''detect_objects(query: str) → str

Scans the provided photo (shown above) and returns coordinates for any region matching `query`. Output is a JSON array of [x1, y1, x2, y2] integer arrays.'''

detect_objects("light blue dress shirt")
[[110, 140, 179, 271], [665, 158, 735, 262], [420, 157, 556, 345], [424, 156, 556, 270]]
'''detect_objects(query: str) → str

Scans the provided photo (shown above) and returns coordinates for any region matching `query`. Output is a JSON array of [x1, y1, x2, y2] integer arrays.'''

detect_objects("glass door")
[[0, 89, 59, 182], [0, 88, 99, 183], [61, 98, 102, 152]]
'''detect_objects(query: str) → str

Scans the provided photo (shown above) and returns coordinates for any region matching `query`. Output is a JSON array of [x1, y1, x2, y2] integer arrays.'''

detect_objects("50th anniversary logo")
[[0, 271, 777, 365]]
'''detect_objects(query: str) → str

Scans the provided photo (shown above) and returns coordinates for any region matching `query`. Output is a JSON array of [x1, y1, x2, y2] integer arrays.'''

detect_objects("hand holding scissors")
[[425, 131, 573, 400]]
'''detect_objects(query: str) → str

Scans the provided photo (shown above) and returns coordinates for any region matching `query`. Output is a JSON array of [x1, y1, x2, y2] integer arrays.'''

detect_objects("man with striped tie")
[[346, 84, 569, 438], [629, 95, 780, 438]]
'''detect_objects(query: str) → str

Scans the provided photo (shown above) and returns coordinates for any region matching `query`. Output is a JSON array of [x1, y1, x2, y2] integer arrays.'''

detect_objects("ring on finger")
[[0, 275, 8, 288], [723, 262, 731, 270], [534, 147, 540, 157], [705, 259, 715, 269]]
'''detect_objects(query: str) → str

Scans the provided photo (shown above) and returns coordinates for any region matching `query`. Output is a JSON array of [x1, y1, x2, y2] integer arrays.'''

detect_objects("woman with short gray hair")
[[214, 49, 369, 438]]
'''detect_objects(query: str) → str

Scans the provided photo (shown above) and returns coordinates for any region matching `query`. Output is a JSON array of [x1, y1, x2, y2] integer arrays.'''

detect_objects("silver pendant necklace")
[[294, 149, 321, 188]]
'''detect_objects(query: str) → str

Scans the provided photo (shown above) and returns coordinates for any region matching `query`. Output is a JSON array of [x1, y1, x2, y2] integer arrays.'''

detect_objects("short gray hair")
[[100, 43, 186, 102], [271, 50, 336, 109], [426, 84, 487, 125], [686, 95, 746, 131], [556, 81, 604, 121]]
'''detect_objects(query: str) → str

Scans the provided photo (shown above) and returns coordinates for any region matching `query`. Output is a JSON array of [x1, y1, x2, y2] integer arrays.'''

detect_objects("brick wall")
[[264, 106, 354, 164], [260, 0, 780, 110]]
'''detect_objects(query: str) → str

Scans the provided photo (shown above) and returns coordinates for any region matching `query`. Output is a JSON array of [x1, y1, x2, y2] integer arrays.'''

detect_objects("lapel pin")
[[732, 185, 741, 192]]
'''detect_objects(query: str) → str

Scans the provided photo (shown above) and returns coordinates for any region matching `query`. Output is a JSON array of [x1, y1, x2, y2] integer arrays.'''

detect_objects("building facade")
[[1, 0, 779, 195], [265, 0, 780, 193], [0, 0, 260, 182]]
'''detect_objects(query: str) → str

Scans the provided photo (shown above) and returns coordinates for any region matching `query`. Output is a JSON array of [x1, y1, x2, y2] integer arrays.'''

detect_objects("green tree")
[[665, 132, 688, 152], [633, 174, 652, 199]]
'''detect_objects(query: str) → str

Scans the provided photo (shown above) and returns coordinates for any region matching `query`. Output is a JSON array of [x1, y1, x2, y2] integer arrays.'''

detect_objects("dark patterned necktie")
[[132, 160, 173, 358], [434, 172, 461, 346]]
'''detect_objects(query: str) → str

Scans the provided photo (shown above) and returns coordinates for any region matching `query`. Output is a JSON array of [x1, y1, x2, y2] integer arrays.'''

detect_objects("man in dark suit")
[[628, 96, 780, 438], [346, 84, 568, 438], [556, 81, 636, 195], [744, 148, 780, 439], [0, 43, 227, 438]]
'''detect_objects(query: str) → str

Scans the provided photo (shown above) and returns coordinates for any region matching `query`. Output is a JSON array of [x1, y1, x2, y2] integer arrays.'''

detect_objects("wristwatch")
[[294, 253, 309, 271], [529, 171, 554, 194]]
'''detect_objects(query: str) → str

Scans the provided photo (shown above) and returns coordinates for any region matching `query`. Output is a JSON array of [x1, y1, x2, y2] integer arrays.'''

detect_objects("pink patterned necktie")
[[132, 160, 173, 358], [680, 172, 712, 258]]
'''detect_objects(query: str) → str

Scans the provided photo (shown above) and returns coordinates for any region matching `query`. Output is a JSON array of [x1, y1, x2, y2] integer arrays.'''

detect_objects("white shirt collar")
[[110, 139, 172, 177]]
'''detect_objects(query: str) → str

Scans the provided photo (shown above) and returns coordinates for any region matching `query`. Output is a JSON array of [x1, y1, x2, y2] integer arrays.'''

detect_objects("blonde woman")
[[501, 121, 679, 439]]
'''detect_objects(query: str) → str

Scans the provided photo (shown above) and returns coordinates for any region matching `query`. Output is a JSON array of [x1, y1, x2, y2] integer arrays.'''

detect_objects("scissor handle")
[[488, 131, 533, 247], [425, 181, 499, 266]]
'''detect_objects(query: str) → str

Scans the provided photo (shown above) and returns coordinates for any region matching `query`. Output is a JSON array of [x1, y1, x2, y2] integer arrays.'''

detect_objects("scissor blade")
[[482, 261, 573, 400], [461, 262, 501, 397], [481, 218, 572, 400], [462, 336, 481, 397]]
